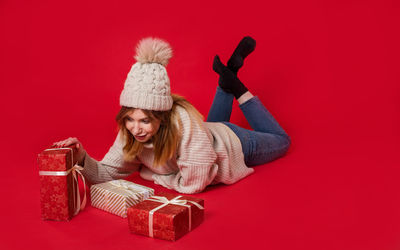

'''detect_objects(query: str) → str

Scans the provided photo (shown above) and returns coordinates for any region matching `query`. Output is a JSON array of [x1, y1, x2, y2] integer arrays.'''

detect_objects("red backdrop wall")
[[1, 0, 399, 249]]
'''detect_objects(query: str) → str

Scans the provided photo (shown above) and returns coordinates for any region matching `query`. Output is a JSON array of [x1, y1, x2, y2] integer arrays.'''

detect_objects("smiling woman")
[[115, 94, 204, 168], [53, 37, 290, 194]]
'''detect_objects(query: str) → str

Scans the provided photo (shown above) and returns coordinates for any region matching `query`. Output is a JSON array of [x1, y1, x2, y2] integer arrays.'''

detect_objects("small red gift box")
[[37, 146, 87, 221], [127, 192, 204, 241]]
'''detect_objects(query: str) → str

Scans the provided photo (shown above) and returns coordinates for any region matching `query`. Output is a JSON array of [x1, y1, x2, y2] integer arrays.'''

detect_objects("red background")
[[1, 0, 399, 249]]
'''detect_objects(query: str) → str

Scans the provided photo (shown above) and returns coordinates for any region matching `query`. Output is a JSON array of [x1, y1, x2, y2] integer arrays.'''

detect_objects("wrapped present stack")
[[91, 180, 154, 218], [37, 146, 87, 221], [127, 192, 204, 241], [37, 146, 206, 241]]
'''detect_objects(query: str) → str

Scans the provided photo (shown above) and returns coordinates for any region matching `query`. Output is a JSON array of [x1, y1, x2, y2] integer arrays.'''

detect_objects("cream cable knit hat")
[[120, 37, 173, 111]]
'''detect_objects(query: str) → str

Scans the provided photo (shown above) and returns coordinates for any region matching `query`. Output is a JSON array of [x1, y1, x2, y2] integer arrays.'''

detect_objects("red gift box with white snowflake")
[[37, 146, 86, 221]]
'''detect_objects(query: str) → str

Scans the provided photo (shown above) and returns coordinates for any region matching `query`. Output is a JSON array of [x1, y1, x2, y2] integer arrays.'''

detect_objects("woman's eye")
[[142, 119, 150, 124], [126, 117, 133, 121]]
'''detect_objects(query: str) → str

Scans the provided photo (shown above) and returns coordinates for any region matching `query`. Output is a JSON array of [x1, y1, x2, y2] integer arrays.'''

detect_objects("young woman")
[[53, 37, 291, 194]]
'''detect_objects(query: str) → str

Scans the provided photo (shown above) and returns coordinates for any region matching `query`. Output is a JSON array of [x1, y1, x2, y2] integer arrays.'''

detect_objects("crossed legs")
[[207, 36, 290, 166]]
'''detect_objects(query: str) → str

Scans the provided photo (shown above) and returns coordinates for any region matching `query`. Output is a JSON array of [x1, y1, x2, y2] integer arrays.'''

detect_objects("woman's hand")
[[52, 137, 87, 165]]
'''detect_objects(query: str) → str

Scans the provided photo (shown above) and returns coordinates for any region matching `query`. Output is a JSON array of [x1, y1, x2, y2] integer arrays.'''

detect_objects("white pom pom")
[[134, 37, 173, 66]]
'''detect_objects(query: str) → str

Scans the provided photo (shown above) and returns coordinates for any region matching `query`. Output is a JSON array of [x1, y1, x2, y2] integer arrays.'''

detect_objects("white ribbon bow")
[[146, 195, 204, 238], [108, 180, 152, 200]]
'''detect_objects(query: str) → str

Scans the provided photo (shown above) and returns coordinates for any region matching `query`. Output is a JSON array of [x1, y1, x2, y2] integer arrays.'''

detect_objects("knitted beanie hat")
[[120, 37, 173, 111]]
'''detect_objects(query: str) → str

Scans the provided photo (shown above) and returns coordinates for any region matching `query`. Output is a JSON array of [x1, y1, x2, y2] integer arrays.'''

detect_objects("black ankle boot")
[[227, 36, 256, 74], [213, 55, 248, 99]]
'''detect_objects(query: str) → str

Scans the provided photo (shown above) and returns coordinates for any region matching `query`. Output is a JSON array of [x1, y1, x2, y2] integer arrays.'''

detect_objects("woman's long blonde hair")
[[116, 94, 204, 167]]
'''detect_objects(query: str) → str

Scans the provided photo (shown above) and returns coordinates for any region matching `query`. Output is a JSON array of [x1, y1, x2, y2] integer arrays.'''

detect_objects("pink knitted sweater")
[[81, 106, 254, 194]]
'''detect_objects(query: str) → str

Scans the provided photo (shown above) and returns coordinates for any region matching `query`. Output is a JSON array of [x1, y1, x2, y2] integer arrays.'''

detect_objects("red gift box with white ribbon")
[[127, 192, 204, 241], [37, 146, 87, 221]]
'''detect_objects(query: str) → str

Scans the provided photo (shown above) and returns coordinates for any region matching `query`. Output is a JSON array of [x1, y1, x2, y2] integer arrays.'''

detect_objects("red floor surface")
[[1, 0, 399, 249]]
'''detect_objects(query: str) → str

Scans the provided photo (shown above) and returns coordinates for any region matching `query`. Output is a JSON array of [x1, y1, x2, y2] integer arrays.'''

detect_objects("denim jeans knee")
[[222, 122, 290, 166]]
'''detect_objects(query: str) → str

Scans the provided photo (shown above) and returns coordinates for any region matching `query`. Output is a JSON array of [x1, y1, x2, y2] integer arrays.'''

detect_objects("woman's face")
[[125, 109, 161, 143]]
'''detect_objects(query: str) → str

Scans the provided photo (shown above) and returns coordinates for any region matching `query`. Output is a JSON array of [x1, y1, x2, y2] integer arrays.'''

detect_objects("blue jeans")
[[207, 87, 291, 166]]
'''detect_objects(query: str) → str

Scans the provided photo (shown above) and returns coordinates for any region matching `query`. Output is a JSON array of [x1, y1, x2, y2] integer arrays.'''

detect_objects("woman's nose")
[[132, 123, 141, 135]]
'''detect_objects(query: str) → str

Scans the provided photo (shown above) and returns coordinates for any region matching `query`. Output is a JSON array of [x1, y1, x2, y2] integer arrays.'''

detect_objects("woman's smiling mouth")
[[134, 135, 147, 141]]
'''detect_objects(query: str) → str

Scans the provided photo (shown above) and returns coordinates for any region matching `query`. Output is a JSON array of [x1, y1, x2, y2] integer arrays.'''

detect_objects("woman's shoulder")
[[173, 104, 203, 127], [171, 94, 204, 124], [172, 104, 188, 122], [173, 104, 186, 114], [172, 105, 188, 131]]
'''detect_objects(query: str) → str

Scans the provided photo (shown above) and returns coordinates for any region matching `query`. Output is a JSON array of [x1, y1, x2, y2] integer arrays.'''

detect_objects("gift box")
[[127, 192, 204, 241], [90, 180, 154, 218], [37, 146, 87, 221]]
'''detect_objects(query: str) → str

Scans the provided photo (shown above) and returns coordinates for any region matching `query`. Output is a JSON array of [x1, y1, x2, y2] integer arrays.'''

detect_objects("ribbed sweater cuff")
[[80, 154, 99, 184]]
